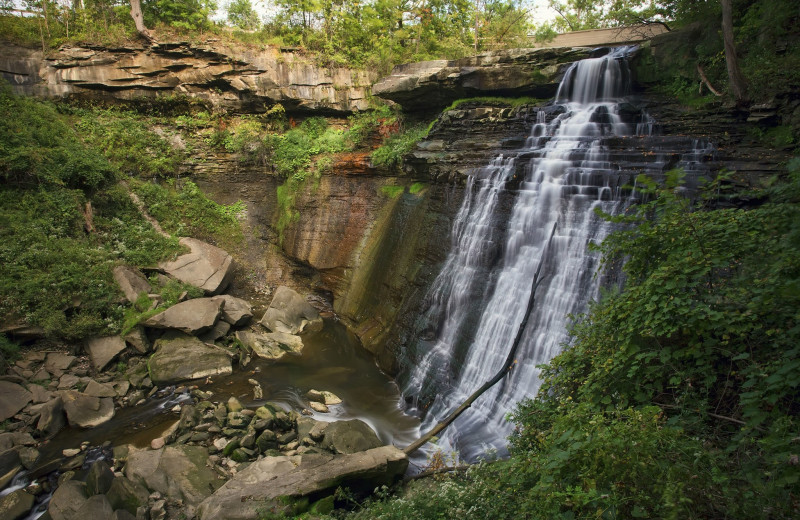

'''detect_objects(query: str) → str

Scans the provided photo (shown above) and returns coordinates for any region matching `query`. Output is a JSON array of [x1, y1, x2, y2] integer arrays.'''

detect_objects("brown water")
[[34, 319, 421, 475]]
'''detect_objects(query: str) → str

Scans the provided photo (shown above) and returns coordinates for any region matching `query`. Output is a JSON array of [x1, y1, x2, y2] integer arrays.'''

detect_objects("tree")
[[130, 0, 155, 41], [719, 0, 747, 104], [227, 0, 260, 30]]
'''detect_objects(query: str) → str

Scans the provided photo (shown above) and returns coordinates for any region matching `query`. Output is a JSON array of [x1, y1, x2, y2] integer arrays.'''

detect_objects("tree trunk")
[[129, 0, 155, 43], [720, 0, 747, 104]]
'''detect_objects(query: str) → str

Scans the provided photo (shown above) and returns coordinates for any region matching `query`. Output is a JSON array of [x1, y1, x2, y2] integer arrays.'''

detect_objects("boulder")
[[61, 391, 115, 428], [44, 352, 76, 372], [85, 336, 127, 372], [148, 335, 232, 384], [36, 397, 65, 437], [124, 445, 222, 516], [48, 479, 88, 520], [142, 297, 223, 335], [113, 266, 151, 303], [0, 381, 32, 421], [306, 389, 342, 405], [85, 459, 115, 495], [27, 383, 53, 403], [235, 331, 303, 362], [123, 326, 150, 354], [83, 380, 117, 398], [0, 489, 35, 520], [211, 295, 253, 327], [106, 476, 149, 516], [259, 286, 323, 335], [321, 419, 382, 455], [198, 319, 231, 343], [196, 446, 408, 520], [159, 238, 233, 295], [0, 448, 21, 489], [75, 494, 114, 519]]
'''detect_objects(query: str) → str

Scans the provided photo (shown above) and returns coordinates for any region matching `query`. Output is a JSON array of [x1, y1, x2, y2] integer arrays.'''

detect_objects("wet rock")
[[36, 397, 65, 437], [106, 476, 149, 516], [0, 489, 36, 520], [148, 335, 232, 384], [86, 460, 115, 495], [48, 479, 88, 520], [113, 266, 151, 304], [83, 380, 117, 398], [85, 336, 127, 372], [255, 430, 278, 452], [143, 298, 224, 335], [0, 448, 22, 489], [226, 397, 244, 413], [0, 381, 33, 421], [235, 331, 303, 362], [309, 401, 329, 413], [112, 380, 131, 398], [259, 286, 323, 335], [211, 295, 253, 327], [321, 419, 382, 455], [123, 327, 151, 354], [17, 446, 39, 469], [196, 446, 408, 520], [125, 445, 222, 517], [306, 389, 342, 405], [226, 412, 251, 429], [159, 238, 233, 295], [61, 391, 115, 428]]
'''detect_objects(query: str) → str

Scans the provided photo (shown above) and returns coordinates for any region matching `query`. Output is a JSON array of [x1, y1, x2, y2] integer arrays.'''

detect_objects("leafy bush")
[[371, 125, 429, 168]]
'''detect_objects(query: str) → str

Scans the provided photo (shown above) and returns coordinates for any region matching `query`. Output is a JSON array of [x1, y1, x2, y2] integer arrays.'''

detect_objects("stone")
[[210, 295, 253, 327], [0, 381, 32, 421], [36, 397, 65, 437], [0, 489, 36, 520], [196, 446, 408, 520], [48, 480, 88, 520], [235, 331, 303, 362], [227, 397, 243, 413], [85, 460, 115, 495], [44, 353, 76, 372], [75, 494, 114, 519], [306, 389, 342, 405], [124, 445, 223, 517], [30, 368, 50, 382], [159, 238, 233, 295], [61, 391, 115, 428], [112, 510, 137, 520], [150, 437, 165, 450], [123, 326, 150, 354], [105, 476, 149, 516], [62, 448, 81, 457], [198, 319, 230, 342], [83, 380, 118, 398], [27, 383, 53, 403], [321, 419, 382, 455], [259, 286, 323, 335], [0, 448, 21, 489], [57, 374, 80, 390], [143, 298, 224, 335], [226, 412, 250, 429], [17, 446, 39, 469], [255, 430, 278, 452], [86, 336, 127, 372], [308, 421, 328, 442], [113, 266, 151, 303], [113, 380, 131, 397], [148, 335, 232, 384], [309, 401, 329, 413]]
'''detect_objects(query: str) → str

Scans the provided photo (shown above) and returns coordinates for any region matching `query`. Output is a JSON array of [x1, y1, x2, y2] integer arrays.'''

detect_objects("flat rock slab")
[[211, 295, 253, 327], [196, 445, 408, 520], [143, 297, 223, 335], [44, 353, 76, 372], [159, 238, 233, 295], [85, 336, 127, 371], [125, 445, 222, 516], [113, 265, 151, 303], [148, 336, 232, 384], [61, 390, 115, 428], [0, 381, 32, 422], [259, 286, 323, 335], [235, 331, 303, 362], [83, 380, 117, 398]]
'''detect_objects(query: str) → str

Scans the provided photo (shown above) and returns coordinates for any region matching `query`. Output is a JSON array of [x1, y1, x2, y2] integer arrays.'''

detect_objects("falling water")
[[404, 46, 710, 460]]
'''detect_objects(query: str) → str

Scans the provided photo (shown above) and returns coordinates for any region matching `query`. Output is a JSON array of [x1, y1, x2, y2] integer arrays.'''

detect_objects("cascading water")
[[403, 46, 711, 461]]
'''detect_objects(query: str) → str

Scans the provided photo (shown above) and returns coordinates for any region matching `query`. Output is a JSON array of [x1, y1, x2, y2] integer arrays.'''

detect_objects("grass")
[[442, 96, 548, 112]]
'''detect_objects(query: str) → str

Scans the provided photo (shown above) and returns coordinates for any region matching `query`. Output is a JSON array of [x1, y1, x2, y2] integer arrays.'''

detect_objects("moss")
[[380, 185, 405, 198], [409, 182, 426, 195]]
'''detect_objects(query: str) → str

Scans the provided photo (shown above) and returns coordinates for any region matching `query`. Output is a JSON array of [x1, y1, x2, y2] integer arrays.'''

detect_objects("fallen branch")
[[697, 63, 723, 97], [404, 221, 558, 455]]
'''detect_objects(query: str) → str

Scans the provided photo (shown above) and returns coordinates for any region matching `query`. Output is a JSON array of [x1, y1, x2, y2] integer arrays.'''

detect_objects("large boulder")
[[0, 489, 35, 520], [372, 47, 592, 111], [321, 419, 383, 455], [36, 396, 66, 438], [143, 297, 223, 335], [85, 336, 127, 372], [0, 381, 32, 421], [106, 476, 149, 516], [48, 480, 88, 520], [159, 238, 233, 295], [44, 352, 76, 373], [235, 331, 303, 362], [259, 286, 323, 335], [211, 295, 253, 327], [196, 446, 408, 520], [0, 448, 21, 489], [148, 335, 232, 384], [60, 390, 115, 428], [113, 265, 151, 303], [124, 445, 223, 517]]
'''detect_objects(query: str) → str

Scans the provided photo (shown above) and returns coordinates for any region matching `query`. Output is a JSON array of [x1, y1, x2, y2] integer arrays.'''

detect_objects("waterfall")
[[404, 46, 710, 461]]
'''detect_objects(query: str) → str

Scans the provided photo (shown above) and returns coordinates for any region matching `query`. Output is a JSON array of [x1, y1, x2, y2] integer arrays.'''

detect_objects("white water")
[[405, 47, 662, 460]]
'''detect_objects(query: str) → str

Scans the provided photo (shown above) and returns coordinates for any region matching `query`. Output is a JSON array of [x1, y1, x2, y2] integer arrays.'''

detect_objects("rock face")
[[0, 381, 33, 422], [160, 238, 233, 295], [143, 297, 223, 335], [148, 335, 232, 384], [1, 41, 374, 114], [372, 47, 592, 111], [196, 445, 408, 520], [259, 286, 323, 335]]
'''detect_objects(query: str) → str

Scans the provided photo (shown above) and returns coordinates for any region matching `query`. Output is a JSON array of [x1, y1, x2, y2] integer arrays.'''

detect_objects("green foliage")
[[121, 276, 203, 334], [442, 96, 547, 112], [0, 334, 20, 366], [409, 182, 426, 194], [0, 86, 116, 190], [131, 179, 245, 251], [226, 0, 260, 30], [144, 0, 217, 30], [379, 185, 404, 198], [371, 125, 429, 168]]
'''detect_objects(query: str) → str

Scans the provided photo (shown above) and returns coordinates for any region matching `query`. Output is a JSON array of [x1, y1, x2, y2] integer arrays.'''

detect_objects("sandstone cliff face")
[[0, 41, 374, 113]]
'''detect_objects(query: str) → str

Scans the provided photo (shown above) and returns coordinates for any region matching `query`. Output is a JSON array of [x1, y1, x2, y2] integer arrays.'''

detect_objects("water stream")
[[403, 46, 713, 461]]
